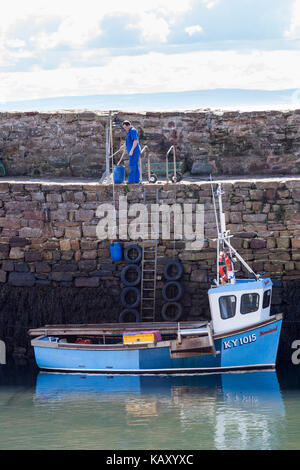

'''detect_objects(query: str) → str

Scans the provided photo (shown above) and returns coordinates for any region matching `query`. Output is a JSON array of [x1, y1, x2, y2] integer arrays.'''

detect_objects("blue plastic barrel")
[[113, 166, 125, 184], [110, 242, 123, 261]]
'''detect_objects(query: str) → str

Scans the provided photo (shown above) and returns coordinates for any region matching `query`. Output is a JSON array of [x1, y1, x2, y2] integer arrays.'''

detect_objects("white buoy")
[[0, 340, 6, 365]]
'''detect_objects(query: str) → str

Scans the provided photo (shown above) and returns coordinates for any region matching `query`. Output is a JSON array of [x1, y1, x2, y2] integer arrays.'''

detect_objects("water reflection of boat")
[[35, 370, 283, 406], [215, 371, 285, 450], [29, 184, 282, 374], [34, 370, 284, 448]]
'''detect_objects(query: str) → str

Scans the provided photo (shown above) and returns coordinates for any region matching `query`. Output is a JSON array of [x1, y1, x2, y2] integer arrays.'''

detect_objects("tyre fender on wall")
[[120, 286, 141, 309], [161, 302, 183, 322], [124, 244, 142, 264], [120, 264, 142, 286], [119, 309, 140, 323], [163, 259, 183, 281]]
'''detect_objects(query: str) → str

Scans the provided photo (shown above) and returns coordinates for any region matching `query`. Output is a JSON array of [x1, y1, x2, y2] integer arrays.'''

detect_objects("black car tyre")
[[162, 281, 183, 302], [163, 259, 183, 281], [119, 309, 140, 323], [124, 244, 142, 264], [121, 264, 141, 286], [161, 302, 183, 322], [120, 286, 141, 309]]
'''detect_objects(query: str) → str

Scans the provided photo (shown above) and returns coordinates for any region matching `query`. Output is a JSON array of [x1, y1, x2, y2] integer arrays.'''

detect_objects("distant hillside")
[[0, 88, 299, 112]]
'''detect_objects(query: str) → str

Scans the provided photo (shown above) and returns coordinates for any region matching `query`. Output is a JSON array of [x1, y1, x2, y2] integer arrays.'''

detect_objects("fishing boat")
[[29, 184, 283, 374]]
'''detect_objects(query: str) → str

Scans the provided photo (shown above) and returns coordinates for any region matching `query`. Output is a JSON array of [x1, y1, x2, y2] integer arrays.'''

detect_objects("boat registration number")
[[223, 334, 256, 350]]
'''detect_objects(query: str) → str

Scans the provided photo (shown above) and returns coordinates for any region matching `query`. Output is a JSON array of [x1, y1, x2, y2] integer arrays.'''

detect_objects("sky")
[[0, 0, 300, 107]]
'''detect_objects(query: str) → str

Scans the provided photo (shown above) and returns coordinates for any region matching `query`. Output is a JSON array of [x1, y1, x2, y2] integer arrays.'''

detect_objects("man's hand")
[[120, 143, 125, 150]]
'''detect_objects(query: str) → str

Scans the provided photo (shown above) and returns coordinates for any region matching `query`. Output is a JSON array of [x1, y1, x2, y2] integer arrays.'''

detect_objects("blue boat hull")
[[32, 317, 282, 374]]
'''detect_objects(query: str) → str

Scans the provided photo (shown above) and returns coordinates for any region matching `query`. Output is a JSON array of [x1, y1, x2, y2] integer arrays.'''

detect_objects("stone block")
[[9, 247, 24, 259], [78, 260, 97, 272], [250, 238, 266, 249], [35, 262, 51, 273], [24, 252, 43, 262], [65, 226, 82, 238], [1, 260, 14, 271], [81, 250, 97, 260], [46, 193, 62, 202], [19, 227, 43, 238], [190, 269, 208, 282], [75, 277, 100, 287], [9, 237, 30, 247], [52, 263, 77, 272], [60, 239, 71, 251], [14, 263, 29, 272], [0, 270, 7, 283], [276, 237, 290, 249], [50, 272, 73, 282], [75, 209, 94, 222], [292, 239, 300, 249], [8, 272, 35, 286]]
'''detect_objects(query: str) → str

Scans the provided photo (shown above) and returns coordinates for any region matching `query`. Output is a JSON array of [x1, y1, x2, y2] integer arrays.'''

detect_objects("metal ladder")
[[140, 188, 160, 322]]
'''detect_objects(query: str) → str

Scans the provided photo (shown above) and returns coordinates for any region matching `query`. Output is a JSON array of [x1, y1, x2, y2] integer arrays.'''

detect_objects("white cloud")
[[1, 49, 300, 103], [285, 0, 300, 39], [202, 0, 220, 8], [0, 0, 195, 50], [185, 25, 204, 36], [127, 13, 170, 43]]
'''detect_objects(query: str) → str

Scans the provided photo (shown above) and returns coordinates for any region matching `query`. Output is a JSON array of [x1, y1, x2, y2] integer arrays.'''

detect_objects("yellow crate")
[[123, 333, 156, 344]]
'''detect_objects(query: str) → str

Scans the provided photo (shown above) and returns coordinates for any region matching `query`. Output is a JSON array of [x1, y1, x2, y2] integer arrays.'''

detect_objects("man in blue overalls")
[[120, 120, 141, 183]]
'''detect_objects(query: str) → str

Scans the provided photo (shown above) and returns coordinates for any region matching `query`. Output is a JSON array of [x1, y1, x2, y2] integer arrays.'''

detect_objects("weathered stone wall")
[[1, 109, 300, 178], [0, 178, 300, 364]]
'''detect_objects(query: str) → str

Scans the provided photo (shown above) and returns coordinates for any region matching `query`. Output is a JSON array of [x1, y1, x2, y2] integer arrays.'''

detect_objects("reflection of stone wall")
[[1, 109, 300, 177]]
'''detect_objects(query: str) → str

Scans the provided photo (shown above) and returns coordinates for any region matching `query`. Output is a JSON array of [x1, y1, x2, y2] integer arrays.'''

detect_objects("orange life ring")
[[218, 251, 234, 285]]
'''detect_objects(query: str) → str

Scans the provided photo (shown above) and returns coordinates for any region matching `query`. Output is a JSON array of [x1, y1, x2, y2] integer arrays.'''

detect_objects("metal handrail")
[[140, 145, 150, 182], [166, 145, 176, 184]]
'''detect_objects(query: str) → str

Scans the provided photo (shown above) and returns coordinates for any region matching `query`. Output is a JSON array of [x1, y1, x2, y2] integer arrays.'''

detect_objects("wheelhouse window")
[[241, 293, 260, 314], [219, 295, 236, 319], [263, 289, 271, 309]]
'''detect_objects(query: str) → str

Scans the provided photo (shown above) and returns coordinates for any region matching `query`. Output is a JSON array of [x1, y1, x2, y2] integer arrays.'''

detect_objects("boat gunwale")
[[31, 314, 283, 351], [28, 321, 209, 337]]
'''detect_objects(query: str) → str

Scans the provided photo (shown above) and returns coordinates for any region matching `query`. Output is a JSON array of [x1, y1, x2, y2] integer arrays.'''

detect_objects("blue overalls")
[[126, 126, 141, 183]]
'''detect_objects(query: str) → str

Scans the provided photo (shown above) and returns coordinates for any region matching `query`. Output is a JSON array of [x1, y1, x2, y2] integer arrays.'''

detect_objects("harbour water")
[[0, 365, 300, 450]]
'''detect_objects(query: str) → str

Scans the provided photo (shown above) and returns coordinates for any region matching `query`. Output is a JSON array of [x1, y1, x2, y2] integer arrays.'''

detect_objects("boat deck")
[[28, 321, 208, 337]]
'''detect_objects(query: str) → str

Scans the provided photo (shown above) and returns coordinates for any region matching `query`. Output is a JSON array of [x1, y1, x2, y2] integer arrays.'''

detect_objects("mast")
[[212, 182, 259, 285]]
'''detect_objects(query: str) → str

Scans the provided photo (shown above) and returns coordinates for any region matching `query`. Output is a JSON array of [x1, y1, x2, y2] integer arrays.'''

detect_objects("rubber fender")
[[161, 302, 183, 322], [163, 259, 183, 281], [171, 172, 183, 183], [119, 309, 140, 323], [124, 244, 142, 264], [120, 286, 141, 309], [121, 264, 142, 286], [162, 281, 183, 302], [149, 173, 158, 183]]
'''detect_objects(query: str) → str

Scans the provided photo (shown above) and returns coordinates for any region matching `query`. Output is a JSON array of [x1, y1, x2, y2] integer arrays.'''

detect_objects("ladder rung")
[[142, 298, 155, 300]]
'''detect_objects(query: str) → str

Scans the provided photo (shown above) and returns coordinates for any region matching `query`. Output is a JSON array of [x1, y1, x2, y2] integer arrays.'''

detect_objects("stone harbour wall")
[[0, 109, 300, 178], [0, 178, 300, 363]]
